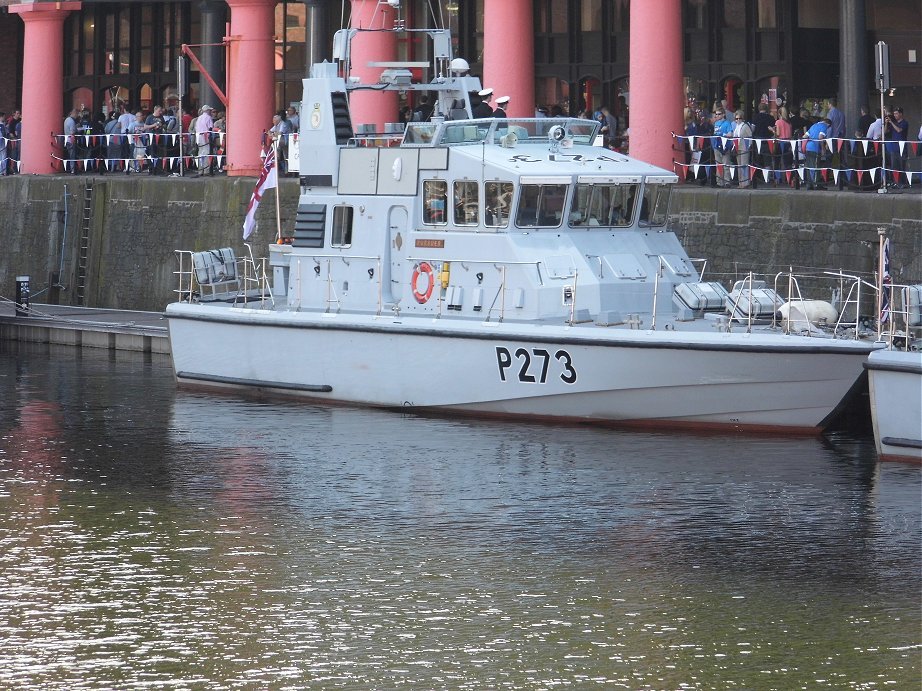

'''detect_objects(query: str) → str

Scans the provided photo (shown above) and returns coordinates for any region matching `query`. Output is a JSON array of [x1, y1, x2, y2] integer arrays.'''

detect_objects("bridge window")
[[423, 180, 448, 225], [640, 184, 672, 226], [569, 183, 638, 227], [453, 181, 479, 226], [485, 182, 513, 229], [331, 205, 354, 246], [516, 183, 567, 228]]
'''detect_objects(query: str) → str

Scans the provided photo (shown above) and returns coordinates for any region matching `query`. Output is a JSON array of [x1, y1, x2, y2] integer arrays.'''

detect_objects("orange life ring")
[[412, 261, 435, 304]]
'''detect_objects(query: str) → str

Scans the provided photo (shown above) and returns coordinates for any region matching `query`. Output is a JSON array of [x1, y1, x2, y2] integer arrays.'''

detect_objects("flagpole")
[[273, 140, 282, 242], [877, 227, 885, 342]]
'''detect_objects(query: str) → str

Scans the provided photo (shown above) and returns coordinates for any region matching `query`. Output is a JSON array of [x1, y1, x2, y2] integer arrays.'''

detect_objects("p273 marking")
[[495, 346, 578, 385]]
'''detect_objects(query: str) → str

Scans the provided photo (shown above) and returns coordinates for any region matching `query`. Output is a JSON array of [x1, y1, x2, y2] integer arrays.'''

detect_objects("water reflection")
[[0, 344, 919, 689]]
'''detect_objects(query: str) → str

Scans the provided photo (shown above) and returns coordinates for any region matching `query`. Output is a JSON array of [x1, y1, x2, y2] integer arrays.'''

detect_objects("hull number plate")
[[496, 346, 577, 384]]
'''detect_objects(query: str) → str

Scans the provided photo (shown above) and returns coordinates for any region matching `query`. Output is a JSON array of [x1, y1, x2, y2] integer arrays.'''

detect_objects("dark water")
[[0, 343, 919, 690]]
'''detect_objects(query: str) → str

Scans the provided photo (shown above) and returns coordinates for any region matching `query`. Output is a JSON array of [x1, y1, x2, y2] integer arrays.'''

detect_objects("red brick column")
[[10, 2, 82, 175], [225, 0, 276, 176], [629, 0, 684, 170], [483, 0, 534, 118], [348, 0, 398, 130]]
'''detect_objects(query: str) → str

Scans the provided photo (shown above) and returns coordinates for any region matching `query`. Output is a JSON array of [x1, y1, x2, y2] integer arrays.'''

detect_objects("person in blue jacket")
[[804, 117, 831, 190]]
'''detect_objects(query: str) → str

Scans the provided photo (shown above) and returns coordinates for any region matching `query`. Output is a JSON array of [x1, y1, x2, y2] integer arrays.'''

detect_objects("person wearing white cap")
[[494, 96, 510, 119], [195, 105, 215, 176], [473, 88, 494, 118]]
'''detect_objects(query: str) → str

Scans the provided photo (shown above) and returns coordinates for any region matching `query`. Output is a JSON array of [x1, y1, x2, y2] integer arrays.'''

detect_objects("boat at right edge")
[[865, 276, 922, 462], [866, 349, 922, 462]]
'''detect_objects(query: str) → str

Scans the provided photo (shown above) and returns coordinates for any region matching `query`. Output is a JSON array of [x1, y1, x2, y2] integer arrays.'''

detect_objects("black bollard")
[[15, 275, 30, 317]]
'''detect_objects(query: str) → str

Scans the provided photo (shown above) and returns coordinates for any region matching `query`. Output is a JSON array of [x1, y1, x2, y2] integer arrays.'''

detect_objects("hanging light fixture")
[[445, 1, 459, 13]]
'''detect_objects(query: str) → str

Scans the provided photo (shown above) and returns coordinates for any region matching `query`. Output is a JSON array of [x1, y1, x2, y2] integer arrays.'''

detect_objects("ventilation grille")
[[292, 203, 326, 248], [331, 92, 353, 145]]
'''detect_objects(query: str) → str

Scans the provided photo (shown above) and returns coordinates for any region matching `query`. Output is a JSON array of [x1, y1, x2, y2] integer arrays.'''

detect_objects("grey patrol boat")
[[166, 26, 877, 433]]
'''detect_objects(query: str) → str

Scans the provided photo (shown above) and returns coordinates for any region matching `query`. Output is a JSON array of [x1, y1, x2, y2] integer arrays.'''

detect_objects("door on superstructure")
[[385, 205, 408, 306]]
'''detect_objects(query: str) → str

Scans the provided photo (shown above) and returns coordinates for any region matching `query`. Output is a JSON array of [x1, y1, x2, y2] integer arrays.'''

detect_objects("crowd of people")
[[677, 98, 920, 191], [0, 109, 22, 175], [5, 96, 916, 191], [264, 106, 299, 176], [53, 102, 229, 176]]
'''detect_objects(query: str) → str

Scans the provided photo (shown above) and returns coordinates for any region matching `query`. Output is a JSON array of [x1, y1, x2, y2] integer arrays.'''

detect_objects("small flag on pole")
[[242, 146, 278, 240]]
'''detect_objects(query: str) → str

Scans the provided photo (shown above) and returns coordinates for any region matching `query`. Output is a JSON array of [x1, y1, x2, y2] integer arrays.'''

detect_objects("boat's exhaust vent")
[[293, 204, 327, 248], [331, 92, 353, 145]]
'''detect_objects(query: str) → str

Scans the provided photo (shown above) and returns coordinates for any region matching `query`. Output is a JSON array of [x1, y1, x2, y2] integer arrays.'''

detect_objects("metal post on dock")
[[15, 275, 30, 317]]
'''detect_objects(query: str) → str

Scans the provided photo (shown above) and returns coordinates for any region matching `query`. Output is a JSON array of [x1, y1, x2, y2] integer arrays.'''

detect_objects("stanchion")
[[15, 275, 30, 316]]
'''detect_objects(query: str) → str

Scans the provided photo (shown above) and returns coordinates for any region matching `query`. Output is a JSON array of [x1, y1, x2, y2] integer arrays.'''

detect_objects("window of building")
[[453, 181, 479, 226], [581, 0, 602, 31], [104, 13, 116, 75], [516, 184, 567, 228], [723, 0, 746, 28], [536, 0, 548, 33], [485, 182, 513, 228], [140, 5, 153, 74], [639, 184, 672, 227], [423, 180, 448, 225], [798, 0, 838, 29], [82, 14, 94, 76], [569, 183, 638, 228], [139, 83, 153, 113], [550, 1, 569, 32], [867, 0, 921, 30], [611, 0, 630, 32], [686, 0, 708, 30], [118, 8, 132, 74], [332, 206, 354, 247], [535, 0, 570, 34], [757, 0, 778, 28]]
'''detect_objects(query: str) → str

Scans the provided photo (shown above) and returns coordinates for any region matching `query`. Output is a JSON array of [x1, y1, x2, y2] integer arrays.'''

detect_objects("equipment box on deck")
[[675, 281, 730, 312]]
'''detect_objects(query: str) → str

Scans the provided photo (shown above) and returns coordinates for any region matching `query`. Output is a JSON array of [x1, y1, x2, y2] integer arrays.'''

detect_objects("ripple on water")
[[0, 347, 919, 688]]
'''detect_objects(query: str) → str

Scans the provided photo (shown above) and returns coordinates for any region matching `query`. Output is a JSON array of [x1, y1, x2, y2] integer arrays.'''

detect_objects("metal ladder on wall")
[[75, 181, 93, 305]]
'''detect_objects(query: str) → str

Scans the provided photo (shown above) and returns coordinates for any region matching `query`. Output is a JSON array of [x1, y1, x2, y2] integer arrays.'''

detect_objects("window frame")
[[422, 179, 449, 226], [485, 181, 514, 229], [331, 205, 354, 247], [515, 183, 568, 228], [453, 180, 480, 226]]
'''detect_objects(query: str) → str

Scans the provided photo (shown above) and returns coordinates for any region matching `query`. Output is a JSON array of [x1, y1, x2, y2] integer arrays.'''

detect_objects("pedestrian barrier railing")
[[0, 133, 22, 174], [671, 132, 921, 189], [52, 131, 227, 174]]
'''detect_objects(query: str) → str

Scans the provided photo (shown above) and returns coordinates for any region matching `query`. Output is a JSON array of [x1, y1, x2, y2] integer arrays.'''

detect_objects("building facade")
[[0, 0, 918, 172]]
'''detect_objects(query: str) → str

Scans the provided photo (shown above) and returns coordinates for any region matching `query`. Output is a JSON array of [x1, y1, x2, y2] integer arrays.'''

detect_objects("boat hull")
[[166, 304, 876, 433], [866, 349, 922, 462]]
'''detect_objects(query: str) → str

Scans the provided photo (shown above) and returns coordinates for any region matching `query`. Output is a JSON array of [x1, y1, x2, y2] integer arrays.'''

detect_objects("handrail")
[[173, 248, 272, 305], [824, 270, 875, 339], [724, 272, 758, 332], [650, 257, 664, 330], [879, 281, 922, 350], [772, 268, 806, 334], [293, 253, 384, 315], [406, 256, 544, 287]]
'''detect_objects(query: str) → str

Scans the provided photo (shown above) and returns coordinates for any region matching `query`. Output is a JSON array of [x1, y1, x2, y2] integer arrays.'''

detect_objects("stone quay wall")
[[0, 175, 919, 313]]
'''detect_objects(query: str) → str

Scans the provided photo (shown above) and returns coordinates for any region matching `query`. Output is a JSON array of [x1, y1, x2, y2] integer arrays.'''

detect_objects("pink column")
[[629, 0, 684, 170], [225, 0, 275, 177], [348, 0, 398, 130], [10, 2, 81, 175], [483, 0, 534, 118]]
